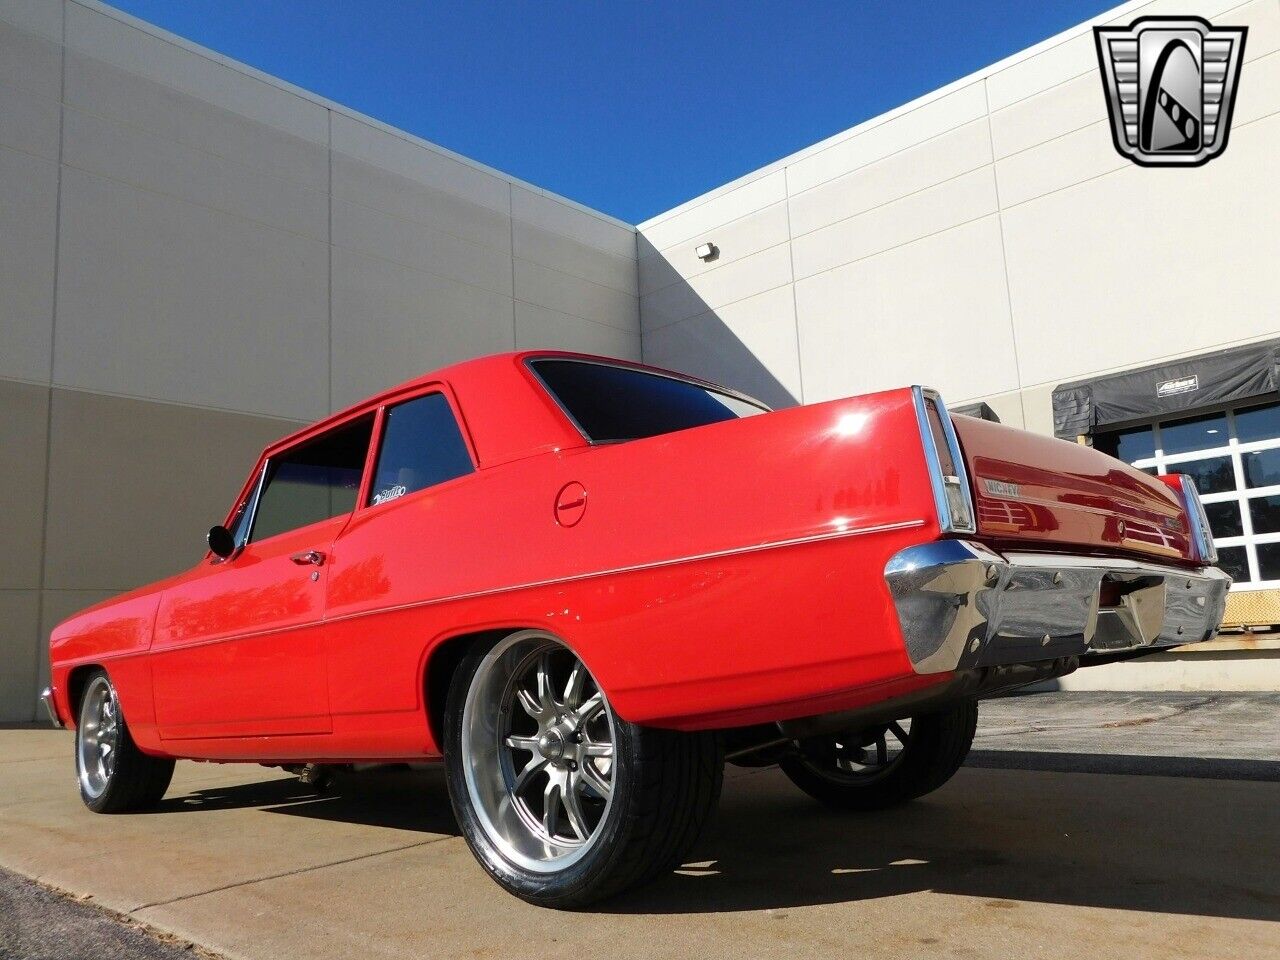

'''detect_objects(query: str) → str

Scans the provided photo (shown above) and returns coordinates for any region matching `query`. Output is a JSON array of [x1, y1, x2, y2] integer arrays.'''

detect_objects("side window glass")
[[251, 415, 374, 543], [368, 393, 473, 506]]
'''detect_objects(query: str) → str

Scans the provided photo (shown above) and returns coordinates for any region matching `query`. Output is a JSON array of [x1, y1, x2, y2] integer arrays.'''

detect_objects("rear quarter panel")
[[324, 387, 945, 747]]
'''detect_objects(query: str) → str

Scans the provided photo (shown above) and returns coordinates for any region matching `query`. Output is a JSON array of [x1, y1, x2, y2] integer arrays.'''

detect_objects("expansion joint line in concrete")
[[128, 835, 455, 913]]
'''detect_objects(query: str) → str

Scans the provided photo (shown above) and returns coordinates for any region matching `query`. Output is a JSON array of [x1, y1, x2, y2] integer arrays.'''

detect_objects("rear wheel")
[[780, 699, 977, 810], [76, 671, 175, 813], [443, 630, 722, 908]]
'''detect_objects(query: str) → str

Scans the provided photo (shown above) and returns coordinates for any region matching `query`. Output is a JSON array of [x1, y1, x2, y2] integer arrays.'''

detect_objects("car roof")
[[261, 351, 752, 467]]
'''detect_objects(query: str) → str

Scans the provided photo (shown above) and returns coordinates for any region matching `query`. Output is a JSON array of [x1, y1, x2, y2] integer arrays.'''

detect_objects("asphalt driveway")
[[1, 693, 1277, 960]]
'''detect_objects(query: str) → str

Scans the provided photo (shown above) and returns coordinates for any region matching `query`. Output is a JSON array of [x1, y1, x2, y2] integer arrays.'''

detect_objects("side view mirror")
[[207, 525, 236, 559]]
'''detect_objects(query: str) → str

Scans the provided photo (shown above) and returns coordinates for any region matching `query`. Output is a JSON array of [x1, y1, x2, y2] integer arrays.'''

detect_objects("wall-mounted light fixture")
[[695, 242, 718, 262]]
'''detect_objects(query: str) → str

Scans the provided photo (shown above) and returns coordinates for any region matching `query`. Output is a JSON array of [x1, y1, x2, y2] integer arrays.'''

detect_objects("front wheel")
[[780, 699, 977, 810], [75, 670, 175, 813], [443, 630, 722, 908]]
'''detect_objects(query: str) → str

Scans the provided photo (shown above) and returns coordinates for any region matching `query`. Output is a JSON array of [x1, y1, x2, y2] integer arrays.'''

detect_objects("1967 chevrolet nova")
[[44, 351, 1228, 906]]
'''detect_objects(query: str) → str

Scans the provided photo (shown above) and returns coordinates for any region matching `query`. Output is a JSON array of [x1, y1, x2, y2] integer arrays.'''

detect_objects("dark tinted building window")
[[532, 359, 767, 443], [367, 392, 473, 506], [252, 416, 374, 542], [1216, 546, 1249, 583], [1093, 425, 1155, 463]]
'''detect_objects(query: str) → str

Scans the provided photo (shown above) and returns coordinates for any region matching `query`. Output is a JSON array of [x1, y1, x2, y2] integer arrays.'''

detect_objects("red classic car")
[[45, 352, 1228, 906]]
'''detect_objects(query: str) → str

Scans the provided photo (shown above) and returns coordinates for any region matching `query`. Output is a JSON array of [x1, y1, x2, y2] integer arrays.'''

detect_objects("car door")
[[150, 413, 375, 740], [322, 387, 478, 723]]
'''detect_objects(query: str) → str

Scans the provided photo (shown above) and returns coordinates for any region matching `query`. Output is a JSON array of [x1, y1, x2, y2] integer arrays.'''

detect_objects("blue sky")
[[108, 0, 1115, 223]]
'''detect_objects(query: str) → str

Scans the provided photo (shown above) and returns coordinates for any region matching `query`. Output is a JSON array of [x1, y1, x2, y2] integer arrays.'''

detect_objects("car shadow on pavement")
[[152, 763, 1279, 923], [598, 767, 1280, 921], [153, 765, 462, 836]]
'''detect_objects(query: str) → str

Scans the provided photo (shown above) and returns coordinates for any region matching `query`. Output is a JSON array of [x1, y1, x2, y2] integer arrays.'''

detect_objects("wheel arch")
[[422, 623, 619, 753], [423, 629, 512, 753], [66, 663, 105, 723]]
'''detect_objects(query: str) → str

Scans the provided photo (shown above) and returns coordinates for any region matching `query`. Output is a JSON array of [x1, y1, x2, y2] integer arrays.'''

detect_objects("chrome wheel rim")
[[77, 677, 120, 799], [798, 719, 913, 784], [462, 631, 617, 873]]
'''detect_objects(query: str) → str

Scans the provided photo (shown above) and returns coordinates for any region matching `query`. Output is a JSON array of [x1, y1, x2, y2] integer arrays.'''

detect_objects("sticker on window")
[[372, 484, 407, 505]]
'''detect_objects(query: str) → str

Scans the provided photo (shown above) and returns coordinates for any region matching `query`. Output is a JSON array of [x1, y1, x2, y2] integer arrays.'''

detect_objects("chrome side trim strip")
[[325, 518, 928, 631], [145, 518, 928, 655]]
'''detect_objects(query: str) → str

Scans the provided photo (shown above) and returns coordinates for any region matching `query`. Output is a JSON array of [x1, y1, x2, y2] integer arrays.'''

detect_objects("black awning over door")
[[1052, 338, 1280, 439]]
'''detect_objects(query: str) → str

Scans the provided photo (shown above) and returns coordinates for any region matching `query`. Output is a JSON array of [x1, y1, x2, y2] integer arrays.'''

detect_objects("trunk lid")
[[950, 416, 1196, 564]]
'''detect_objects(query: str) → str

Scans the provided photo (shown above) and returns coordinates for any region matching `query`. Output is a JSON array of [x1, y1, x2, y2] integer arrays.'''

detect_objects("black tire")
[[780, 699, 977, 811], [443, 631, 723, 908], [75, 670, 175, 814]]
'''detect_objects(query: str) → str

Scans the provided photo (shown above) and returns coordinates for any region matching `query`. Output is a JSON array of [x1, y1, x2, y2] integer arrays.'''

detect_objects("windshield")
[[531, 359, 768, 443]]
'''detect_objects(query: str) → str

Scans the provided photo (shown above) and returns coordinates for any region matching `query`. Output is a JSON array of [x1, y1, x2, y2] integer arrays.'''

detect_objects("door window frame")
[[209, 381, 477, 561], [355, 381, 479, 515]]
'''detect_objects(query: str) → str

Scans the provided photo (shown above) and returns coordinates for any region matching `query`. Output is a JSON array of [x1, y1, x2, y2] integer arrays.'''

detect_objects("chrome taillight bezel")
[[1175, 474, 1218, 564], [911, 386, 976, 535]]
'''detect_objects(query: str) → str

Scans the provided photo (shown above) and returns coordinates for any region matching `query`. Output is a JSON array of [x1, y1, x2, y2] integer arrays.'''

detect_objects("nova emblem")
[[983, 478, 1021, 499], [1094, 16, 1246, 167]]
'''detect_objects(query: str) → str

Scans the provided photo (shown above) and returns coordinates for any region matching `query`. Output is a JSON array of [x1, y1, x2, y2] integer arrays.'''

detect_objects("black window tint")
[[1095, 426, 1155, 464], [1216, 546, 1250, 583], [1180, 455, 1235, 495], [251, 417, 373, 542], [1235, 401, 1280, 444], [1249, 495, 1280, 535], [1203, 500, 1243, 539], [1257, 543, 1280, 581], [1243, 448, 1280, 489], [1161, 412, 1228, 456], [368, 392, 473, 506], [533, 360, 767, 443]]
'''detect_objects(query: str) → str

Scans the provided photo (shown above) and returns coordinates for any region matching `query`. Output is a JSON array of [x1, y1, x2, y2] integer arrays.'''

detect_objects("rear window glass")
[[532, 360, 767, 443]]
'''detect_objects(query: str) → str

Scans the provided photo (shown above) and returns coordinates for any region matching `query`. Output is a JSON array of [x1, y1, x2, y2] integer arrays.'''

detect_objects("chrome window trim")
[[524, 356, 771, 446], [238, 460, 271, 550], [911, 385, 977, 535]]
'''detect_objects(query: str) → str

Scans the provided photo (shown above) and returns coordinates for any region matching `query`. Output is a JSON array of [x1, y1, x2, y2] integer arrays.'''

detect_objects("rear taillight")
[[1159, 473, 1217, 564], [912, 386, 976, 535]]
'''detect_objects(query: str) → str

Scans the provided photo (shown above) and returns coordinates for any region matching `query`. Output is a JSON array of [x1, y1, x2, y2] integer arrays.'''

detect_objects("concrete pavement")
[[0, 694, 1277, 960]]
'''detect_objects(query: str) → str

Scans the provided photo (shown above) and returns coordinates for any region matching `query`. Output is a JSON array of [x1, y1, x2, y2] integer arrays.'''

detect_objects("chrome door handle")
[[290, 550, 326, 566]]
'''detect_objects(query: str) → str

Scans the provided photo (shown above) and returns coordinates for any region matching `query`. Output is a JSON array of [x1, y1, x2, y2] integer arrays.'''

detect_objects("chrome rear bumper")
[[40, 687, 64, 729], [885, 540, 1231, 675]]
